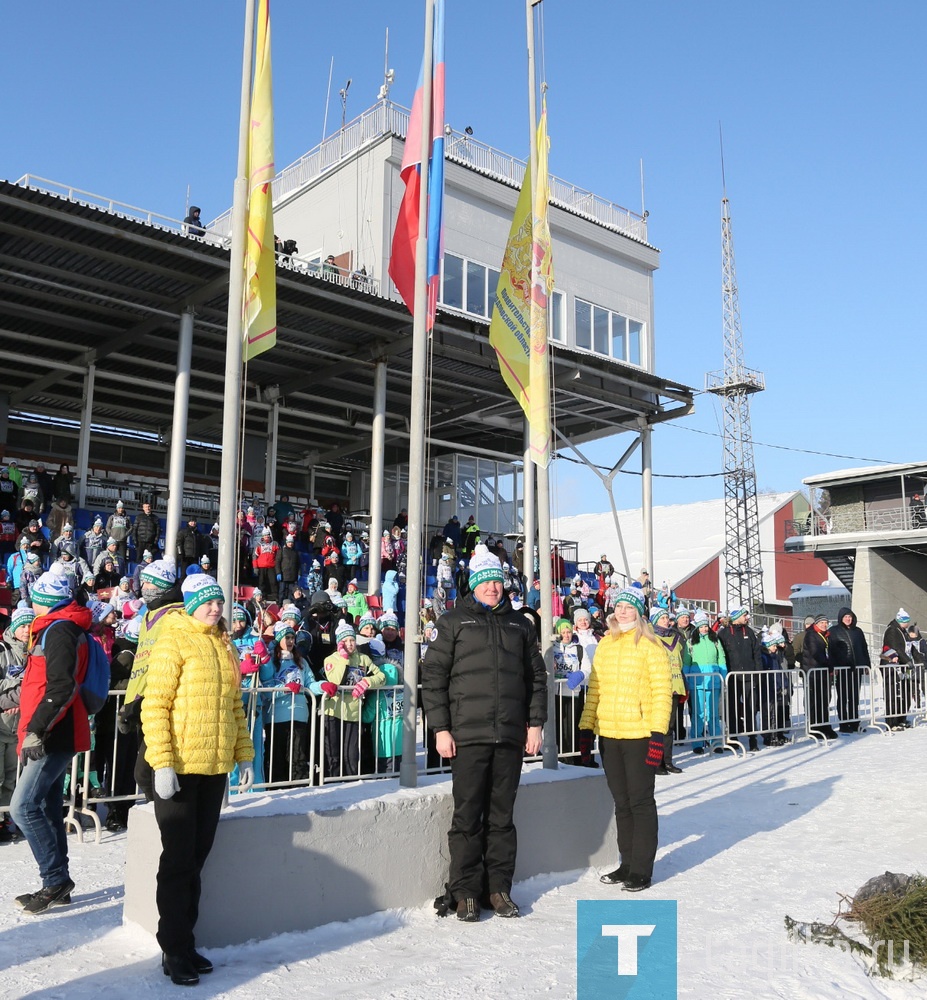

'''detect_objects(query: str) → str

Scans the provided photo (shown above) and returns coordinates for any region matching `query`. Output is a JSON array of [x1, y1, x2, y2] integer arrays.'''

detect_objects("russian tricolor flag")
[[389, 0, 445, 330]]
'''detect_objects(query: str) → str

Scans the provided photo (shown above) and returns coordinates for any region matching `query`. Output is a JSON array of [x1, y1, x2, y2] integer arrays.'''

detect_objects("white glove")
[[238, 762, 254, 791], [154, 766, 180, 800]]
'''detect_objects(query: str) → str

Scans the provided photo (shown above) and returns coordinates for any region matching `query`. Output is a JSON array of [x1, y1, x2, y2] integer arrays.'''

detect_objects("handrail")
[[15, 175, 231, 249], [209, 100, 649, 243], [785, 503, 926, 538]]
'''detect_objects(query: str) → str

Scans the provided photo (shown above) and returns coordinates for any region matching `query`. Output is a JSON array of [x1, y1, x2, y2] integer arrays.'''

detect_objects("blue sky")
[[4, 2, 924, 514]]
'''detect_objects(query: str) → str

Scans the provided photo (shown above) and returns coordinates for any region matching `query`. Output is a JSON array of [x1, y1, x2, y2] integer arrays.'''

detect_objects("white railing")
[[209, 100, 649, 243], [9, 668, 926, 844], [788, 503, 927, 538], [14, 175, 231, 249]]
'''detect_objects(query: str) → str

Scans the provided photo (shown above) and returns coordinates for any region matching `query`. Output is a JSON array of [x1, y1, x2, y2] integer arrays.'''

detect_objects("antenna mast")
[[706, 128, 766, 613]]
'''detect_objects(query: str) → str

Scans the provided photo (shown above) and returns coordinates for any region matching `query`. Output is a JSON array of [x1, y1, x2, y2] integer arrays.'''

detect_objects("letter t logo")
[[601, 924, 656, 975]]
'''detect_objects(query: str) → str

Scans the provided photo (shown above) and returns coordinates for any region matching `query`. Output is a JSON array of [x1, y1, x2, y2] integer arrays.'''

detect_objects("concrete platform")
[[124, 764, 616, 947]]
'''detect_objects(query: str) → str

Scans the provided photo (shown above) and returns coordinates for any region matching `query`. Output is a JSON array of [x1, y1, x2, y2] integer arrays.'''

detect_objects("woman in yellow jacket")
[[142, 574, 255, 987], [579, 588, 672, 892]]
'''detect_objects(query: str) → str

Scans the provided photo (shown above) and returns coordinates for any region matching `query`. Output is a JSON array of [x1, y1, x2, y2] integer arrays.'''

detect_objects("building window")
[[441, 254, 503, 319], [573, 297, 645, 365], [466, 260, 486, 315], [442, 254, 464, 310], [549, 289, 564, 342], [443, 255, 567, 351], [574, 299, 591, 350]]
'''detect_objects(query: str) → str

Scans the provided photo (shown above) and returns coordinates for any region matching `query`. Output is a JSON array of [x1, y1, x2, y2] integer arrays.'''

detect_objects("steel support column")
[[367, 360, 387, 596], [165, 308, 194, 565], [75, 363, 96, 508], [640, 420, 653, 584], [265, 396, 280, 508]]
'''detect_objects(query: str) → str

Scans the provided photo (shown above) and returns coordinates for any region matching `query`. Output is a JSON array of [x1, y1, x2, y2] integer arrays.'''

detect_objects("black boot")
[[188, 950, 213, 974], [600, 864, 630, 885], [162, 953, 200, 986]]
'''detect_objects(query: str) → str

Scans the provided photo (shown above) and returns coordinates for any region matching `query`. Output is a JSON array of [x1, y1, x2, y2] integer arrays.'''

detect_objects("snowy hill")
[[554, 491, 798, 587]]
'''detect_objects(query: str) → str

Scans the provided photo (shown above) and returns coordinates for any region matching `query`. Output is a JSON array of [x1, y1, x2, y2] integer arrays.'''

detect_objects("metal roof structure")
[[0, 179, 694, 490]]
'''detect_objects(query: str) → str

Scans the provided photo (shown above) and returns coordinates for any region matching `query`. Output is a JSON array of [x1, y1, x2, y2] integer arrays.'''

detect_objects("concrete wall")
[[852, 545, 927, 634], [124, 767, 617, 948]]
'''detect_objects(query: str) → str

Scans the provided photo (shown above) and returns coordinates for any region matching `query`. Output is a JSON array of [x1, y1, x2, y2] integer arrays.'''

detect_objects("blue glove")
[[566, 670, 585, 691], [276, 573, 282, 581]]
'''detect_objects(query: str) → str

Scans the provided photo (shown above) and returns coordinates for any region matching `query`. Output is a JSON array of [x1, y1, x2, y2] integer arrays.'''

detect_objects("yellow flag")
[[243, 0, 276, 362], [488, 103, 554, 466]]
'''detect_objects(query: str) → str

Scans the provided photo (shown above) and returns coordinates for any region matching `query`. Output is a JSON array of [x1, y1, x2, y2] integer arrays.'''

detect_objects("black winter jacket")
[[421, 593, 547, 748], [882, 621, 910, 665], [132, 511, 161, 552], [827, 608, 870, 668], [275, 545, 301, 582], [717, 623, 762, 672], [801, 627, 831, 671]]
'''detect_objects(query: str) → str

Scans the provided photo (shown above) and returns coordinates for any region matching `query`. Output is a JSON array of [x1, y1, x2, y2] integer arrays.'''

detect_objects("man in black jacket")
[[717, 607, 763, 750], [131, 500, 161, 559], [828, 606, 870, 733], [422, 544, 547, 922], [275, 533, 301, 603], [802, 614, 837, 740], [175, 517, 202, 572]]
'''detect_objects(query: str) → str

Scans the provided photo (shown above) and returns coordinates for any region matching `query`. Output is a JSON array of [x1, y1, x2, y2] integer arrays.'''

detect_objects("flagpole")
[[217, 0, 256, 609], [526, 0, 557, 769], [400, 0, 436, 789]]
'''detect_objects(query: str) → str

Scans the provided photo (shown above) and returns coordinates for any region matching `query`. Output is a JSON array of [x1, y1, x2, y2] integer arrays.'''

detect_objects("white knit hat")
[[468, 544, 504, 588], [335, 620, 356, 641], [181, 573, 225, 614], [140, 559, 176, 591], [30, 572, 72, 608]]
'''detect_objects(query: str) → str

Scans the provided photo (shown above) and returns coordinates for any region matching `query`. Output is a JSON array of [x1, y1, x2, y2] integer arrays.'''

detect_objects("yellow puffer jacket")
[[142, 612, 254, 774], [579, 628, 673, 739]]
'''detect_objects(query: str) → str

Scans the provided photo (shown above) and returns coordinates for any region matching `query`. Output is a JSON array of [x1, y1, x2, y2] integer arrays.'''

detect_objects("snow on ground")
[[1, 728, 924, 999]]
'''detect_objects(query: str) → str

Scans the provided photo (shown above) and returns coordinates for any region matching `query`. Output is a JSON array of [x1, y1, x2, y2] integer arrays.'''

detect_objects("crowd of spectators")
[[2, 457, 925, 847]]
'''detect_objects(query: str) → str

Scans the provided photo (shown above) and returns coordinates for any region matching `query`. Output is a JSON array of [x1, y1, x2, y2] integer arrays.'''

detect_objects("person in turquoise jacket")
[[362, 636, 403, 774], [230, 604, 269, 790], [684, 610, 728, 753]]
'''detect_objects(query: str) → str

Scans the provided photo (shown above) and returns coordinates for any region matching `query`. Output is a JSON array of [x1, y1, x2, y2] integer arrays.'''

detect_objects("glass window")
[[575, 299, 591, 350], [549, 290, 564, 342], [466, 261, 487, 316], [593, 306, 609, 354], [488, 268, 501, 314], [628, 320, 643, 366], [611, 313, 627, 360], [442, 254, 463, 309]]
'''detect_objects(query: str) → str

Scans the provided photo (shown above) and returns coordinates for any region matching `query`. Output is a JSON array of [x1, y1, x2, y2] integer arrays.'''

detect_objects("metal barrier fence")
[[3, 667, 926, 843]]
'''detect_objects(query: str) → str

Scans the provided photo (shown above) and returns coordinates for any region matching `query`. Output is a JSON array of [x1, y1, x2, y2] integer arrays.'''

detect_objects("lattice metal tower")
[[706, 187, 766, 613]]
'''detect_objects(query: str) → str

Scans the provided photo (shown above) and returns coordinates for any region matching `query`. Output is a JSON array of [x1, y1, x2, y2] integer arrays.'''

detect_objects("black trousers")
[[324, 717, 359, 777], [804, 668, 832, 728], [264, 722, 310, 784], [448, 743, 523, 899], [599, 737, 659, 879], [153, 772, 227, 955], [727, 671, 759, 735], [256, 566, 276, 597], [834, 666, 861, 728]]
